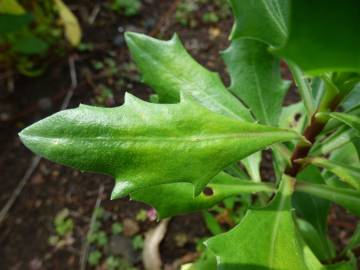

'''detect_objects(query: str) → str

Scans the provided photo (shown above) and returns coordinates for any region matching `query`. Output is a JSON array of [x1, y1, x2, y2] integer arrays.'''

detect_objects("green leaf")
[[287, 62, 315, 120], [344, 223, 360, 254], [54, 0, 82, 46], [278, 102, 305, 133], [320, 112, 360, 135], [125, 32, 253, 122], [241, 152, 261, 181], [229, 0, 289, 46], [12, 35, 49, 55], [222, 38, 289, 125], [292, 166, 335, 260], [296, 218, 334, 262], [296, 181, 360, 216], [203, 211, 224, 235], [0, 0, 25, 14], [182, 250, 217, 270], [0, 13, 32, 34], [311, 128, 358, 157], [130, 172, 274, 219], [275, 0, 360, 74], [343, 85, 360, 111], [306, 157, 360, 190], [19, 93, 300, 198], [206, 176, 324, 270]]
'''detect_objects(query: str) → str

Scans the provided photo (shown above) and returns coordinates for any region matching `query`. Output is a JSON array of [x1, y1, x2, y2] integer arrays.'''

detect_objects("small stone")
[[108, 235, 136, 263], [29, 258, 42, 270], [174, 233, 188, 247], [113, 35, 124, 48], [209, 27, 221, 39], [31, 174, 44, 185], [123, 218, 140, 237], [144, 18, 156, 30], [38, 98, 52, 110]]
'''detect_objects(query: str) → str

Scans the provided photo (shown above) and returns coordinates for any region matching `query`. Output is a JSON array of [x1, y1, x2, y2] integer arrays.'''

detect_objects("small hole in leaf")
[[203, 187, 214, 196], [294, 113, 301, 121]]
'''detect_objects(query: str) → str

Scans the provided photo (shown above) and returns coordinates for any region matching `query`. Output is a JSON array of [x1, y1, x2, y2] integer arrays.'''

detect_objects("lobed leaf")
[[275, 0, 360, 74], [206, 176, 324, 270], [19, 94, 300, 198], [130, 172, 274, 219], [222, 38, 289, 126], [125, 32, 253, 122]]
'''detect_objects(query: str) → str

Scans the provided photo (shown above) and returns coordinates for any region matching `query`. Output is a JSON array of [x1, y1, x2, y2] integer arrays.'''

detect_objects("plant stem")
[[285, 81, 344, 177]]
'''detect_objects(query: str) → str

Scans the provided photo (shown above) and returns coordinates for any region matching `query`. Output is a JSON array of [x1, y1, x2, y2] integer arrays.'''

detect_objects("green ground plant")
[[109, 0, 142, 17], [20, 0, 360, 269], [0, 0, 81, 76]]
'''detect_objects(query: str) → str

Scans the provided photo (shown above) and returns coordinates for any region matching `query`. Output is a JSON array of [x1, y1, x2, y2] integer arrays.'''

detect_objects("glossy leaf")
[[306, 157, 360, 190], [229, 0, 289, 46], [130, 172, 274, 219], [20, 93, 300, 198], [206, 176, 324, 270], [276, 0, 360, 74], [125, 32, 253, 122], [296, 181, 360, 216], [223, 38, 289, 125]]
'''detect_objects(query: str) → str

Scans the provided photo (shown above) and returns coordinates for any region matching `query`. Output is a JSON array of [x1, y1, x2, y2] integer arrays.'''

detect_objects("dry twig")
[[79, 184, 104, 270]]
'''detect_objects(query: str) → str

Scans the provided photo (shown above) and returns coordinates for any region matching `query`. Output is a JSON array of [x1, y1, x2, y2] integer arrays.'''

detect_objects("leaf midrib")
[[250, 55, 270, 124], [262, 0, 287, 41], [268, 193, 287, 268], [23, 131, 292, 143]]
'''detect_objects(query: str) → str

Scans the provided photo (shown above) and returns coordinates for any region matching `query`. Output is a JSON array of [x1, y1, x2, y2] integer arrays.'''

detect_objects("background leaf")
[[276, 0, 360, 74], [0, 0, 25, 14], [54, 0, 82, 47], [0, 13, 32, 34], [12, 35, 49, 55]]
